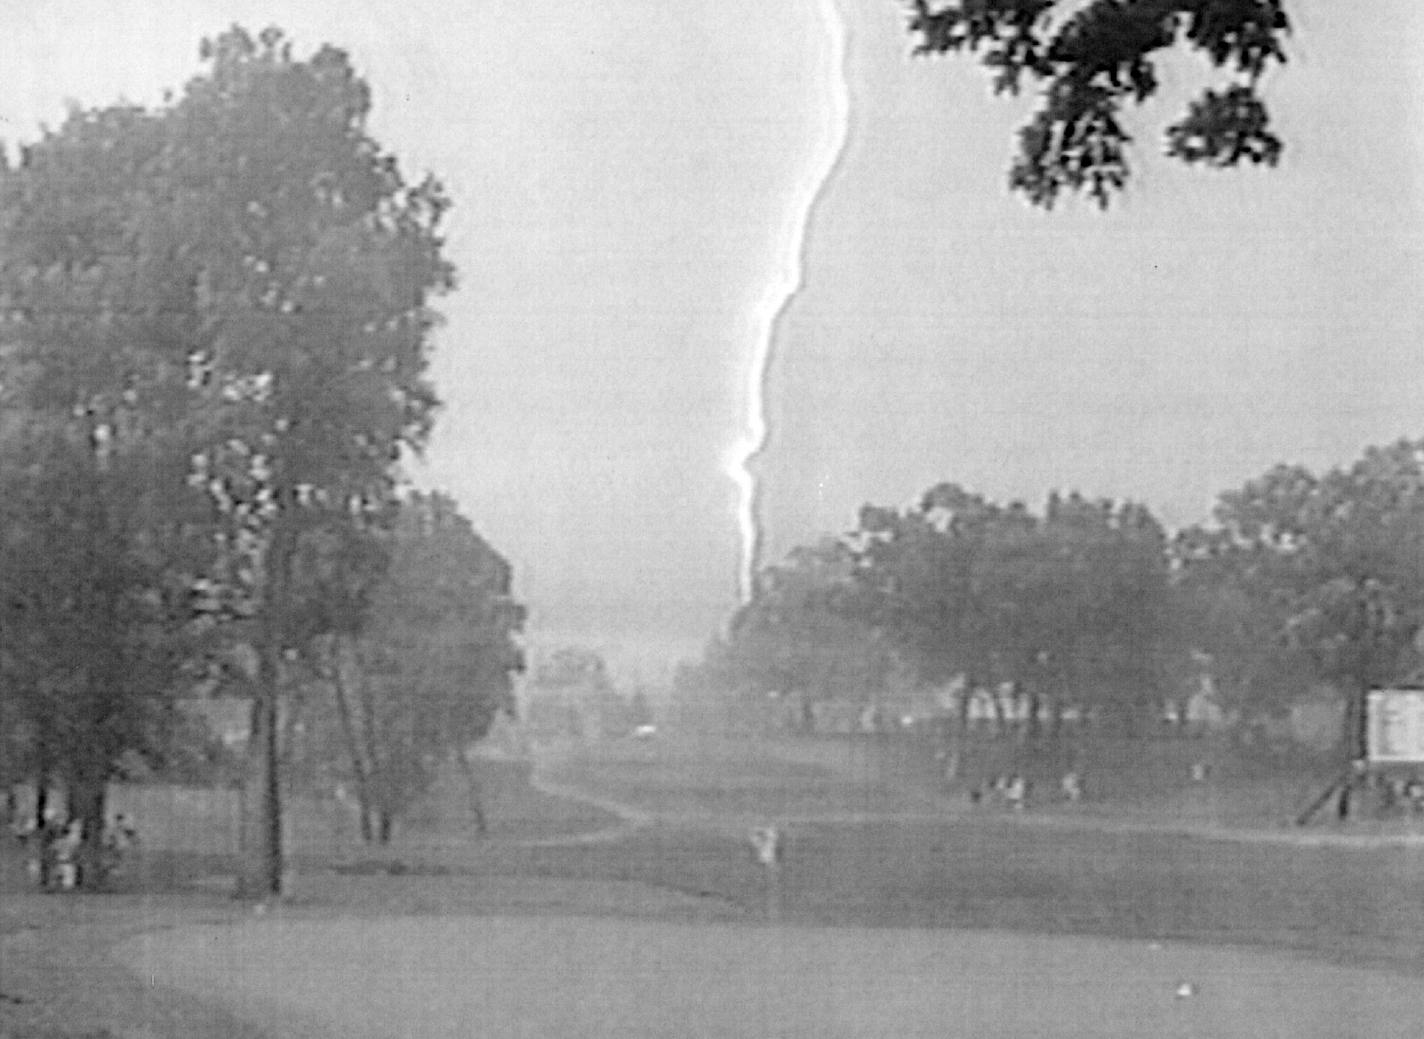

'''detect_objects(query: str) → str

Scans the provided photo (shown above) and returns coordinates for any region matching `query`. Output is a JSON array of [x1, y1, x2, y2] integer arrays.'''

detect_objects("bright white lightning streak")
[[727, 0, 851, 604]]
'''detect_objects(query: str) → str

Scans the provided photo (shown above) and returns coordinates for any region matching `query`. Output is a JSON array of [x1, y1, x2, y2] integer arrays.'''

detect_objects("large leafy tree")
[[1176, 440, 1424, 751], [720, 538, 893, 728], [158, 27, 454, 895], [849, 485, 1176, 732], [905, 0, 1290, 207], [851, 486, 1000, 691], [0, 105, 215, 886], [2, 26, 454, 895], [316, 492, 524, 842]]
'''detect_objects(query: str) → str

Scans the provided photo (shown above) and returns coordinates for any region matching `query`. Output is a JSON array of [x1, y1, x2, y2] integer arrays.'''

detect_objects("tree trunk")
[[1339, 679, 1370, 820], [1024, 686, 1042, 743], [32, 768, 55, 889], [359, 682, 386, 844], [328, 637, 377, 844], [455, 746, 488, 837], [34, 781, 50, 832], [990, 689, 1007, 737], [239, 640, 285, 899], [67, 770, 106, 891]]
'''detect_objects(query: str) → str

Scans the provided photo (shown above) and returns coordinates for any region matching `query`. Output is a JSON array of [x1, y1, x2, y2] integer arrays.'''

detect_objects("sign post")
[[1298, 687, 1424, 825], [1365, 689, 1424, 764]]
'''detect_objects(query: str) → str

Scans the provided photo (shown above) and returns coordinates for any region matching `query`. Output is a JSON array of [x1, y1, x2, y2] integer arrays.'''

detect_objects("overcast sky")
[[4, 1, 1422, 681]]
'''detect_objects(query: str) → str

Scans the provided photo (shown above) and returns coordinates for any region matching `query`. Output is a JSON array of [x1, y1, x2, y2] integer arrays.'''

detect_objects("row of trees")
[[0, 27, 522, 892], [685, 439, 1424, 743]]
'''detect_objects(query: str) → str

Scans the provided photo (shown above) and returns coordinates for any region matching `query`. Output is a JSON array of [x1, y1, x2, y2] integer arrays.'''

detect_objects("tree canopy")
[[0, 25, 461, 893], [0, 92, 218, 884], [683, 440, 1424, 750], [1175, 440, 1424, 726], [313, 491, 525, 842], [905, 0, 1290, 207]]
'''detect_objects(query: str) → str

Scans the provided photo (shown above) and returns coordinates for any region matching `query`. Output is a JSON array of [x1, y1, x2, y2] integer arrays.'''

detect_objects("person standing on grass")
[[52, 820, 83, 890], [100, 814, 138, 884], [1006, 775, 1027, 812], [34, 811, 67, 889], [13, 811, 40, 883]]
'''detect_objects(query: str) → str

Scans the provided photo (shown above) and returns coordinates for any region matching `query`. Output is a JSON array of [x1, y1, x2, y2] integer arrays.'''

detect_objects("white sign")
[[1366, 689, 1424, 764]]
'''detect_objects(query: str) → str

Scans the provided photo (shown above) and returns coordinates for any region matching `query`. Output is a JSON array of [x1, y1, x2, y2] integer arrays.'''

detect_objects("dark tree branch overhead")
[[906, 0, 1290, 207]]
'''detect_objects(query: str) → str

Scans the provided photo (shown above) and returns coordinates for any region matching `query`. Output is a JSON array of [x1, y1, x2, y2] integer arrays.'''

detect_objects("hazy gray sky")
[[4, 1, 1422, 680]]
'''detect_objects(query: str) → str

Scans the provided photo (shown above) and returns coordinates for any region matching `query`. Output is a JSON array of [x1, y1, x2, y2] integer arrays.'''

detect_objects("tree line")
[[0, 26, 523, 893], [684, 439, 1424, 743]]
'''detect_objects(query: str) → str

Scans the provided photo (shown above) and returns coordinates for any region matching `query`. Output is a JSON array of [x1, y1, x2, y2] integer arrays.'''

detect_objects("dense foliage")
[[905, 0, 1290, 206], [310, 492, 525, 842], [683, 439, 1424, 747], [0, 27, 520, 890]]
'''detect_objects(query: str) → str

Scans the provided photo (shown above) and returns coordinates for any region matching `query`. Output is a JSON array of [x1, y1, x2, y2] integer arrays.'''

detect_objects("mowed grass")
[[536, 735, 939, 819], [7, 732, 1424, 1039], [493, 733, 1424, 974]]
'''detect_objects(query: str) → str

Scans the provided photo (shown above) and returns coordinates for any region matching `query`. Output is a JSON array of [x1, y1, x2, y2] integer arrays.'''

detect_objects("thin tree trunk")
[[1339, 678, 1370, 820], [990, 688, 1008, 737], [358, 675, 386, 843], [32, 752, 53, 889], [68, 769, 106, 890], [257, 639, 284, 896], [237, 630, 287, 898], [247, 523, 302, 899], [1024, 684, 1041, 743], [455, 745, 488, 837], [328, 638, 376, 844]]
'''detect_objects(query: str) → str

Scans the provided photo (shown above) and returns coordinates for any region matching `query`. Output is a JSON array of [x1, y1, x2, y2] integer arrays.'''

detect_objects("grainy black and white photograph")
[[2, 2, 1423, 1036]]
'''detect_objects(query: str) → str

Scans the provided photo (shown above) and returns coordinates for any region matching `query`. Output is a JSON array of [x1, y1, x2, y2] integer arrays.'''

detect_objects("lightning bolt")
[[727, 0, 851, 604]]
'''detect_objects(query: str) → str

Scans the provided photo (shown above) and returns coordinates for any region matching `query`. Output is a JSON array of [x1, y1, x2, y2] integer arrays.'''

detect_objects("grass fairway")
[[10, 734, 1424, 1037], [523, 734, 1424, 972], [127, 915, 1424, 1039]]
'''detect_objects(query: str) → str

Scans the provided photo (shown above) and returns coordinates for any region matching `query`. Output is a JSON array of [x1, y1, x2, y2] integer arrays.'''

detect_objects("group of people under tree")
[[6, 792, 137, 891]]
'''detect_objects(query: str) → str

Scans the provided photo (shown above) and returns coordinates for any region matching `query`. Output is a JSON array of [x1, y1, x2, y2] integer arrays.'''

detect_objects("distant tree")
[[316, 492, 524, 842], [722, 539, 893, 730], [850, 485, 1176, 734], [1176, 440, 1424, 755], [905, 0, 1290, 207], [628, 687, 655, 729], [527, 646, 637, 740], [1033, 493, 1176, 733], [535, 646, 614, 693]]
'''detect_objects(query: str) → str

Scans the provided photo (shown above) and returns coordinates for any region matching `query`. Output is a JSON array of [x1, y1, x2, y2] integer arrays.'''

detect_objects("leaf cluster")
[[905, 0, 1289, 206]]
